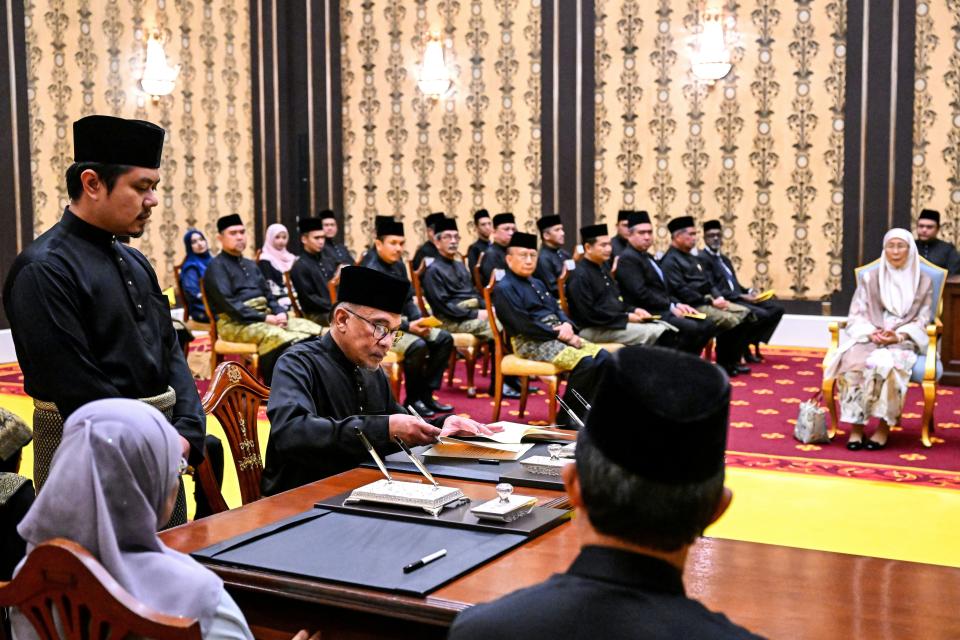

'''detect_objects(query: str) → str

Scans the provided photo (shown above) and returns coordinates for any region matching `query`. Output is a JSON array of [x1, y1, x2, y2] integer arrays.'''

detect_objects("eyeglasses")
[[343, 307, 404, 345], [177, 457, 189, 476]]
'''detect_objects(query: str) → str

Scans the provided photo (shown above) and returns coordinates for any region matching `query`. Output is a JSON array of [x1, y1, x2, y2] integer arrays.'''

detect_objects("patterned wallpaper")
[[22, 0, 254, 287], [912, 0, 960, 243], [594, 0, 847, 300], [340, 0, 543, 250]]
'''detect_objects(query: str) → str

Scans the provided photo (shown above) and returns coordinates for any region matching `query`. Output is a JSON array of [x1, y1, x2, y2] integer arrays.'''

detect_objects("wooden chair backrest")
[[610, 254, 620, 278], [284, 271, 303, 317], [0, 539, 201, 640], [328, 269, 340, 304], [472, 251, 485, 291], [482, 275, 512, 363], [199, 279, 219, 342], [173, 260, 187, 310], [357, 249, 368, 266], [201, 361, 270, 505], [409, 259, 429, 316], [557, 266, 571, 316], [254, 248, 262, 261]]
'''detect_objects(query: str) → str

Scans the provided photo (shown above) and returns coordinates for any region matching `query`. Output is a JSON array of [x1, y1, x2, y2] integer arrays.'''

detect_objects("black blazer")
[[616, 247, 674, 313]]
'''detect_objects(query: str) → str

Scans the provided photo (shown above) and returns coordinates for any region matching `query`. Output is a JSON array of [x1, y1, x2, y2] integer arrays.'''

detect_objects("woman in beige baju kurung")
[[823, 229, 933, 450]]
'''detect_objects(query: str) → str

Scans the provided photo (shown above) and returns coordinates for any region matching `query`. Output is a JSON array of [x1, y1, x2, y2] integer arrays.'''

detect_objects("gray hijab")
[[17, 399, 221, 633]]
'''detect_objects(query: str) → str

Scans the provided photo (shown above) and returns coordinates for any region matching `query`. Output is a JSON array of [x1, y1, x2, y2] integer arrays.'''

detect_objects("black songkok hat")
[[298, 217, 324, 235], [537, 215, 563, 232], [580, 224, 609, 243], [425, 212, 446, 231], [919, 209, 941, 225], [216, 214, 244, 233], [318, 209, 337, 221], [493, 213, 516, 227], [585, 345, 731, 484], [509, 232, 538, 250], [703, 219, 722, 233], [617, 210, 633, 222], [628, 211, 651, 227], [667, 216, 696, 234], [376, 217, 405, 237], [337, 266, 407, 314], [435, 218, 459, 234], [473, 209, 491, 223], [73, 115, 165, 168]]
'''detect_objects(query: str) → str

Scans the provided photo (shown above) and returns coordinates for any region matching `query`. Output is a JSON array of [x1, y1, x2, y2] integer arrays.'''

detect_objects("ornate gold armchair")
[[822, 257, 946, 447]]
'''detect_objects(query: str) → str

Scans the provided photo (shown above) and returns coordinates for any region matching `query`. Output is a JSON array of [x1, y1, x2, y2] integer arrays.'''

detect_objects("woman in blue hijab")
[[180, 228, 213, 323]]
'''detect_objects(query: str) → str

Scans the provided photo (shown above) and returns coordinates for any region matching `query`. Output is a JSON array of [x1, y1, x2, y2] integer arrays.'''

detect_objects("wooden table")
[[161, 468, 960, 640]]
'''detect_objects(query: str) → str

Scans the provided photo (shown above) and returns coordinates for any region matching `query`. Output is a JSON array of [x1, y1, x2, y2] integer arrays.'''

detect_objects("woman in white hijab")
[[823, 228, 933, 451], [11, 399, 253, 640]]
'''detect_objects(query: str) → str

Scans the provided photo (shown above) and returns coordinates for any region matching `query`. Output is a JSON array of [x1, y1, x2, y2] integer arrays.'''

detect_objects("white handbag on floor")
[[794, 394, 829, 444]]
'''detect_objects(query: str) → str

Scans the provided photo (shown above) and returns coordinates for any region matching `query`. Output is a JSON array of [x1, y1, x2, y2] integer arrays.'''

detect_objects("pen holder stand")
[[470, 484, 537, 522], [344, 479, 466, 517], [520, 455, 574, 476]]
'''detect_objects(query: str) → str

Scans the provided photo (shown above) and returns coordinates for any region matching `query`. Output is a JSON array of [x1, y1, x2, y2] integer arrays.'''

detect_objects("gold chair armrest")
[[827, 321, 844, 350]]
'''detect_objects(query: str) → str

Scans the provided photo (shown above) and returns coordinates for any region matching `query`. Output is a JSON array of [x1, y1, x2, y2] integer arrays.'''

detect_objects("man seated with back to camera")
[[449, 346, 764, 639]]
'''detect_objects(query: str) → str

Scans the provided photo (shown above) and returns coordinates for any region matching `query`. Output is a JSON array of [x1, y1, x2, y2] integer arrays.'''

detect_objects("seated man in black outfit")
[[533, 214, 570, 298], [449, 346, 764, 640], [0, 408, 34, 581], [700, 219, 784, 362], [466, 209, 493, 275], [261, 266, 497, 496], [366, 217, 455, 417], [611, 209, 633, 259], [616, 211, 719, 354], [412, 212, 446, 270], [660, 216, 755, 377], [319, 209, 354, 267], [290, 216, 335, 326], [492, 232, 609, 426], [478, 213, 517, 286], [915, 208, 960, 275]]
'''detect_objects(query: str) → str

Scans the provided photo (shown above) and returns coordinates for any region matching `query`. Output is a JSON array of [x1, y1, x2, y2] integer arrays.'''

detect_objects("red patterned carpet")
[[3, 343, 959, 489]]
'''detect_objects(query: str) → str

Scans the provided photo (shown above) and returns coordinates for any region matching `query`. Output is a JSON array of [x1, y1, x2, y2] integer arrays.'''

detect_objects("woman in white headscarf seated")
[[823, 228, 933, 451], [11, 398, 253, 640]]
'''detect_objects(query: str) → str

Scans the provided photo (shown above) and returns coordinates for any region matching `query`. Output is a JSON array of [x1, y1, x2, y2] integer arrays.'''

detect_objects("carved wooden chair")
[[199, 279, 260, 379], [472, 251, 486, 292], [822, 257, 947, 447], [483, 277, 561, 424], [283, 271, 304, 318], [0, 538, 201, 640], [557, 265, 572, 316], [197, 361, 271, 511], [409, 259, 480, 397]]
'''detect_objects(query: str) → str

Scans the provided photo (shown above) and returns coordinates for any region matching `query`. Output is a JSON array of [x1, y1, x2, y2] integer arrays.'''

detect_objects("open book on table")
[[422, 422, 575, 460]]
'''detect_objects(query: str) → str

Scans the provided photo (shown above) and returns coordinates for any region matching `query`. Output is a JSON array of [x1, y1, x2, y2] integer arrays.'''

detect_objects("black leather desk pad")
[[361, 442, 565, 488], [315, 489, 570, 536], [192, 509, 526, 597]]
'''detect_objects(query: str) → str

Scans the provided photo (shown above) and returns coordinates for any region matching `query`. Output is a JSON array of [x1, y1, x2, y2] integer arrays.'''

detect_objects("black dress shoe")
[[846, 439, 864, 451], [735, 365, 752, 375], [410, 400, 436, 418], [865, 438, 887, 451], [721, 364, 739, 377], [423, 396, 454, 413], [744, 352, 763, 364], [495, 384, 521, 399]]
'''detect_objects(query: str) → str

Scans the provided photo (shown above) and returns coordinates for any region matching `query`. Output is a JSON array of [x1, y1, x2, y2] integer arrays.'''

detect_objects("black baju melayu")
[[467, 238, 491, 277], [412, 241, 440, 271], [616, 246, 718, 354], [699, 247, 784, 347], [261, 333, 444, 495], [916, 237, 960, 275], [2, 208, 206, 472], [611, 234, 629, 259], [422, 256, 487, 324], [478, 242, 508, 287], [534, 244, 570, 298], [290, 249, 334, 325], [322, 240, 354, 267], [367, 253, 455, 404], [660, 246, 754, 369], [449, 546, 765, 640]]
